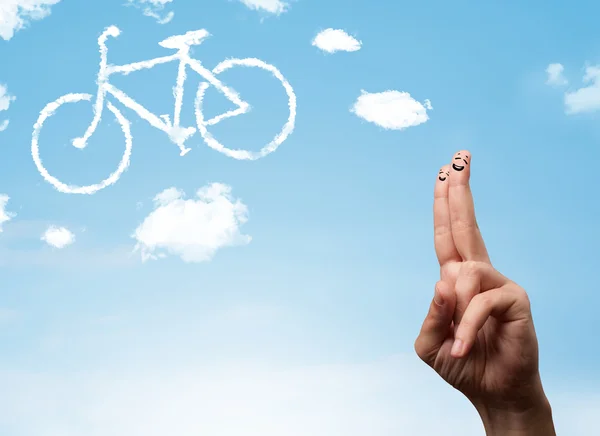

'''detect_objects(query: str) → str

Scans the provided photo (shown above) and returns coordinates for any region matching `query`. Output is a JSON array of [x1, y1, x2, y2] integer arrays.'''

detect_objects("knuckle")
[[460, 260, 482, 276], [511, 285, 531, 310], [472, 291, 493, 309]]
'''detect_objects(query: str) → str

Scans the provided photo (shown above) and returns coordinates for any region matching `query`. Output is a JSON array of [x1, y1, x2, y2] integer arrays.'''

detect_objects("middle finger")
[[448, 150, 490, 263]]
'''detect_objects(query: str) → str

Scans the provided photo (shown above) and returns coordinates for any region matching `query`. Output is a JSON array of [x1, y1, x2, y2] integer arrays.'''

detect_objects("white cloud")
[[0, 0, 61, 40], [127, 0, 174, 24], [132, 183, 251, 263], [0, 353, 594, 436], [351, 90, 432, 130], [312, 28, 361, 54], [0, 194, 15, 232], [564, 65, 600, 114], [546, 63, 568, 87], [41, 225, 75, 248], [0, 84, 16, 131], [0, 84, 15, 112], [238, 0, 288, 14]]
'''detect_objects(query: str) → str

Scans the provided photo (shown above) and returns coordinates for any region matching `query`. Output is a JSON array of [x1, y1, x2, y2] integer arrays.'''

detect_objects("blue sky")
[[0, 0, 598, 434]]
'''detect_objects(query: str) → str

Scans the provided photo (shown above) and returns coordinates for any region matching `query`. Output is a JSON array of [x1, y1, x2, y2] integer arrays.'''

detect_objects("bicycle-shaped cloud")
[[32, 25, 297, 194]]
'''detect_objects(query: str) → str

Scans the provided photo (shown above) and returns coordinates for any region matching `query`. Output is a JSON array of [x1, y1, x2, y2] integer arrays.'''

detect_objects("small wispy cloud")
[[0, 195, 15, 232], [126, 0, 174, 24], [312, 29, 361, 54], [564, 65, 600, 114], [0, 84, 16, 132], [238, 0, 288, 15], [546, 63, 568, 87], [132, 183, 251, 263], [41, 225, 75, 248], [0, 0, 61, 41], [351, 90, 432, 130], [0, 84, 15, 111]]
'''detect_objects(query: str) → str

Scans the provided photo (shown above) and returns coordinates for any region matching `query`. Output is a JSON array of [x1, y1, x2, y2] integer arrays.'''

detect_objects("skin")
[[414, 151, 556, 435], [438, 168, 450, 182], [452, 151, 470, 172]]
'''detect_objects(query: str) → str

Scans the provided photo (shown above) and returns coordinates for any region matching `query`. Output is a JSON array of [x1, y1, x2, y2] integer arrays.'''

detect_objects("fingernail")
[[434, 288, 444, 306], [451, 339, 464, 357]]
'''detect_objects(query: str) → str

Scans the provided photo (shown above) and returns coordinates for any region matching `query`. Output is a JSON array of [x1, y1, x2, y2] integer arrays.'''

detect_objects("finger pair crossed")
[[434, 151, 493, 327]]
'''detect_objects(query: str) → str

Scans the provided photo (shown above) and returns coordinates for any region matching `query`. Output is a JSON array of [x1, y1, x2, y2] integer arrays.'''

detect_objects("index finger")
[[434, 164, 461, 266], [448, 150, 490, 263]]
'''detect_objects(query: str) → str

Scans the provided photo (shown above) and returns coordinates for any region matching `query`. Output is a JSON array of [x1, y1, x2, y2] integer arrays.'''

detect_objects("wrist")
[[472, 382, 556, 436]]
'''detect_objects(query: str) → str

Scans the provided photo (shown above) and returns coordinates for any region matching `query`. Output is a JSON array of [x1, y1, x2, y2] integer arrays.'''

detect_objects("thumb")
[[414, 281, 457, 366]]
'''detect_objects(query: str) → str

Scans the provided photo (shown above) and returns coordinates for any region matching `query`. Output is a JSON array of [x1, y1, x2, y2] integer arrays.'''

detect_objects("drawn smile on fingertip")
[[438, 169, 450, 181], [452, 153, 469, 172]]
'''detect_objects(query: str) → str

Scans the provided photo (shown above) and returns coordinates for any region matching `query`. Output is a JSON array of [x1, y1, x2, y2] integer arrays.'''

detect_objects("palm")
[[434, 293, 538, 402]]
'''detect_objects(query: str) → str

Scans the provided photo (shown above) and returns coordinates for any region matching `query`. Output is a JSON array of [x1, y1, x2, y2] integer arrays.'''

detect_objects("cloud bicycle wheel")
[[31, 93, 133, 195], [195, 57, 297, 161]]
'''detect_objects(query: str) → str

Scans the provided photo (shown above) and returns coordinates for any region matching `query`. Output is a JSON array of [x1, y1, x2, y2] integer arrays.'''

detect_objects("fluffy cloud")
[[546, 63, 568, 87], [126, 0, 174, 24], [312, 28, 361, 54], [0, 0, 61, 41], [41, 225, 75, 248], [0, 194, 15, 232], [0, 84, 16, 132], [564, 65, 600, 114], [351, 90, 432, 130], [238, 0, 288, 14], [132, 183, 251, 263]]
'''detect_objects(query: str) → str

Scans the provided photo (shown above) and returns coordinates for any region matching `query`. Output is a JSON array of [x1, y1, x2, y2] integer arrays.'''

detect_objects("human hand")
[[414, 151, 556, 435]]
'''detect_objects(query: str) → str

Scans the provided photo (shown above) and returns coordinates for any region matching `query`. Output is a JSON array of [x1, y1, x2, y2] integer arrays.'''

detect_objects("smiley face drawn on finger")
[[438, 168, 450, 181], [452, 152, 470, 172]]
